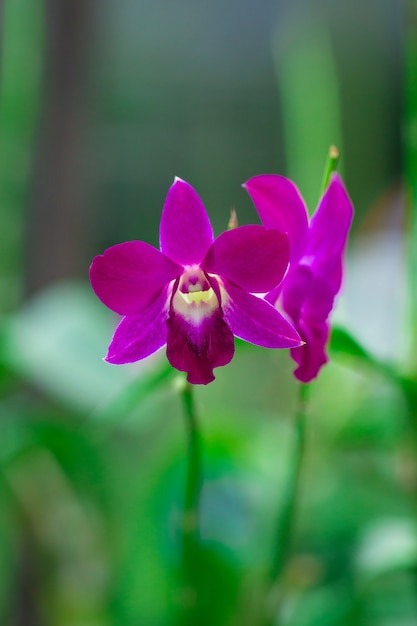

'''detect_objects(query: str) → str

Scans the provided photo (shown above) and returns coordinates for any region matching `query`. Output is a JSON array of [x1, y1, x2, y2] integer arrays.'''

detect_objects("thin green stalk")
[[272, 384, 309, 572], [320, 145, 340, 196], [264, 149, 336, 625], [178, 380, 202, 625], [264, 383, 309, 626]]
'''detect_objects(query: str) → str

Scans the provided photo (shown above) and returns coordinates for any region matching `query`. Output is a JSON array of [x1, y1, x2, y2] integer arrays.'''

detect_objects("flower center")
[[172, 266, 219, 324]]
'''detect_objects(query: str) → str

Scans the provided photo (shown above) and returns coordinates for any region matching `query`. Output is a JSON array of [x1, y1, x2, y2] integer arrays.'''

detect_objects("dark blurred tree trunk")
[[17, 1, 93, 623], [25, 0, 93, 296]]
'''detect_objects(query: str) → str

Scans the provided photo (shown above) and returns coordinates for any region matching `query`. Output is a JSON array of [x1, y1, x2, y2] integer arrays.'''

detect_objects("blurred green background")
[[0, 0, 413, 625]]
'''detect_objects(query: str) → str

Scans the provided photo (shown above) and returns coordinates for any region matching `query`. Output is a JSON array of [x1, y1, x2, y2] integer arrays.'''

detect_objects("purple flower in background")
[[244, 173, 354, 383], [90, 177, 302, 385]]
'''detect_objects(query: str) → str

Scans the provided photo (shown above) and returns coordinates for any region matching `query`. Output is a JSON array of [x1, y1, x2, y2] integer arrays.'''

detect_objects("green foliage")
[[2, 280, 417, 625]]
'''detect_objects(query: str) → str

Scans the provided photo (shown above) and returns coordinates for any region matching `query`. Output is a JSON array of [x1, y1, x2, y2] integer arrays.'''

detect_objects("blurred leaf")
[[355, 519, 417, 585], [91, 359, 176, 428], [5, 446, 111, 626], [330, 327, 417, 431], [283, 583, 353, 626], [330, 326, 374, 363], [330, 325, 405, 385], [335, 385, 406, 448], [2, 281, 171, 415], [272, 15, 343, 210]]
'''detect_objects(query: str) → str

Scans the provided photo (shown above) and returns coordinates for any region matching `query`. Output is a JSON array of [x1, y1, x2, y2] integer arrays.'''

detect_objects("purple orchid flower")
[[90, 177, 302, 385], [243, 172, 354, 383]]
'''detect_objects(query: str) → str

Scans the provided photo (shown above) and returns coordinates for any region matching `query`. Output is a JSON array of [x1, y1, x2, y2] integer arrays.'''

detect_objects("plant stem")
[[178, 380, 202, 625], [263, 148, 332, 624], [266, 383, 309, 625], [320, 145, 340, 196]]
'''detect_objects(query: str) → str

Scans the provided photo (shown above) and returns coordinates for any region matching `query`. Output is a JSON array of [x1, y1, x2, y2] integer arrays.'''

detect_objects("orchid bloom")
[[244, 173, 354, 383], [90, 177, 302, 384]]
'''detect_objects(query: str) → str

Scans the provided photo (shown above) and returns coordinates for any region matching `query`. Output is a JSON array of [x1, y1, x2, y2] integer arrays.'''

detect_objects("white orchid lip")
[[173, 266, 219, 324]]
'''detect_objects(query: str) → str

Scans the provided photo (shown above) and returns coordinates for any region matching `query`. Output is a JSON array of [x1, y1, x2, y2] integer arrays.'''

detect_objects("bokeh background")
[[0, 0, 413, 625]]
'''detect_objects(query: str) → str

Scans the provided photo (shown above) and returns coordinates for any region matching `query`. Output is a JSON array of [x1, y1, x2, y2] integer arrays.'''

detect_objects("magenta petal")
[[280, 264, 336, 325], [305, 173, 354, 269], [159, 177, 214, 265], [166, 308, 234, 384], [280, 265, 313, 322], [90, 241, 182, 316], [201, 225, 289, 293], [303, 271, 339, 322], [290, 319, 330, 383], [222, 280, 302, 349], [243, 174, 309, 262], [279, 267, 335, 381], [105, 287, 170, 364]]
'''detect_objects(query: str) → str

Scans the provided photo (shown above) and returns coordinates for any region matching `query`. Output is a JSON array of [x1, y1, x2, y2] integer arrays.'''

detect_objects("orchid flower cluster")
[[90, 173, 353, 385]]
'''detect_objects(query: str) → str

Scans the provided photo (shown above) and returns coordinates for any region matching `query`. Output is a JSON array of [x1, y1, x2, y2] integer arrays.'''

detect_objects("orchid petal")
[[166, 308, 234, 384], [105, 286, 171, 364], [201, 225, 289, 293], [279, 265, 335, 323], [279, 265, 313, 322], [305, 265, 341, 320], [305, 173, 354, 268], [90, 241, 181, 316], [222, 280, 302, 349], [243, 174, 309, 262], [159, 177, 214, 265], [290, 319, 330, 383], [279, 267, 336, 382]]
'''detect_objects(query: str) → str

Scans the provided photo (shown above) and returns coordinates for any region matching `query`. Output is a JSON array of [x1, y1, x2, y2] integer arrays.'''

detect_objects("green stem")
[[320, 145, 340, 196], [178, 380, 202, 624], [262, 147, 336, 625], [266, 383, 309, 625]]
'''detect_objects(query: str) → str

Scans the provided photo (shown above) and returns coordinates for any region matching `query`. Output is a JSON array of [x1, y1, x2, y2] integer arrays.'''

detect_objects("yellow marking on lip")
[[181, 289, 215, 305], [173, 286, 219, 324]]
